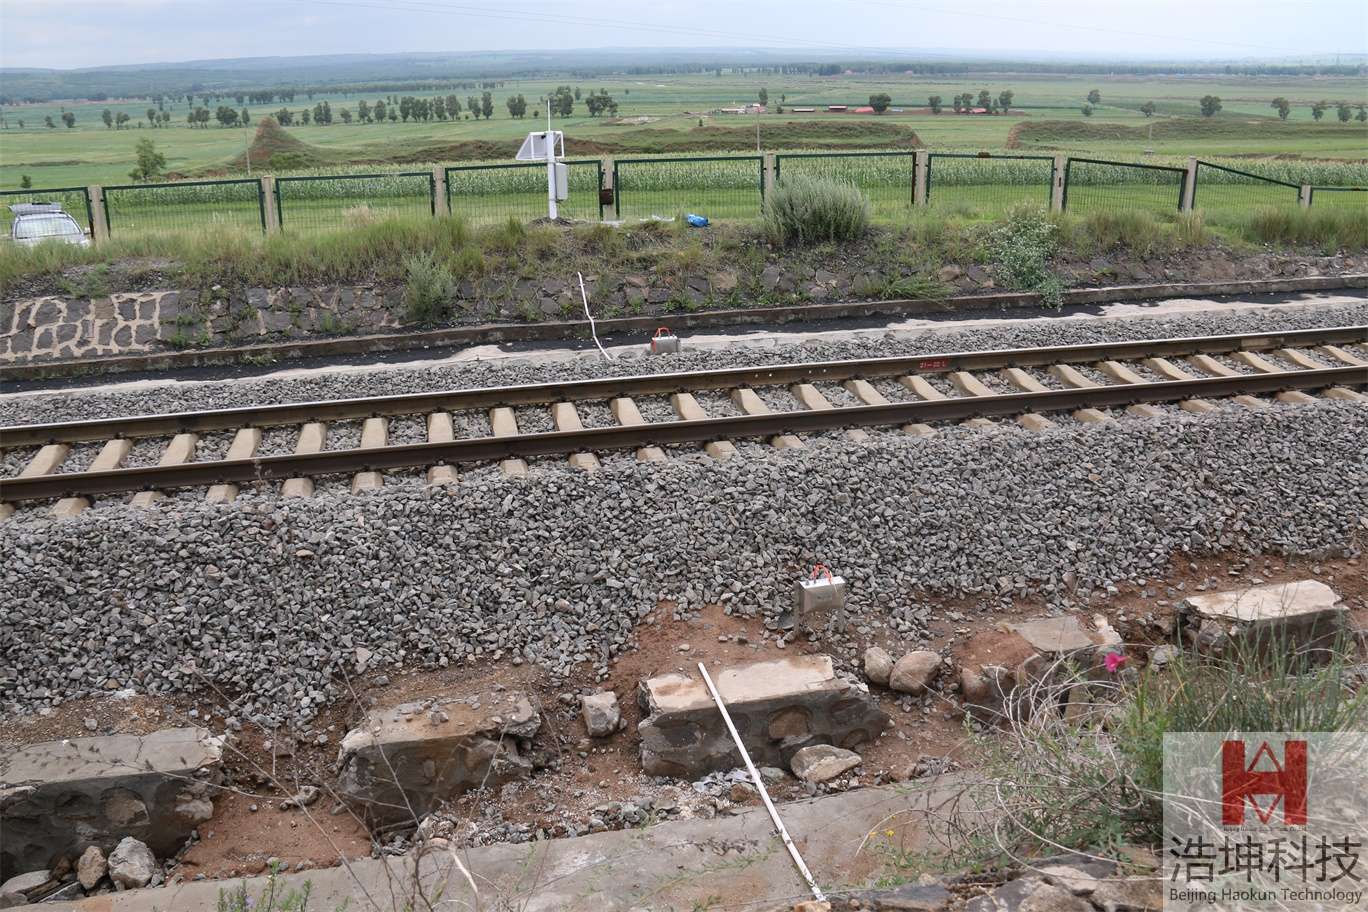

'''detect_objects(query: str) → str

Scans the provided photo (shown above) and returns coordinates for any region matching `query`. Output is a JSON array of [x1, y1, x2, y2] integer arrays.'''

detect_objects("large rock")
[[581, 692, 621, 738], [77, 845, 107, 890], [889, 651, 941, 695], [1088, 876, 1163, 911], [1181, 580, 1345, 657], [862, 646, 893, 687], [965, 877, 1094, 912], [842, 882, 952, 911], [790, 745, 862, 784], [0, 871, 48, 898], [337, 690, 540, 827], [0, 727, 222, 882], [637, 655, 889, 779], [108, 837, 157, 890]]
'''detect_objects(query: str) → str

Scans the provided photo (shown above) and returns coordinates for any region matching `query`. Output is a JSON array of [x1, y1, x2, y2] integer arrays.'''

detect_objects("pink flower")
[[1103, 652, 1128, 673]]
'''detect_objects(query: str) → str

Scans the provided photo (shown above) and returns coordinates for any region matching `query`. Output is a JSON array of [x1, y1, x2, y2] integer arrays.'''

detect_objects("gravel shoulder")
[[3, 400, 1364, 728]]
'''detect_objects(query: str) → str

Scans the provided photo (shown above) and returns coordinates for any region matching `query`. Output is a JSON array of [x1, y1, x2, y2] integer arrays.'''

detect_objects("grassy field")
[[3, 71, 1366, 189]]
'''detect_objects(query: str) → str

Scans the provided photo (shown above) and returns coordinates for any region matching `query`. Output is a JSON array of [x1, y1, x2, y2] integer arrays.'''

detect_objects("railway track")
[[3, 326, 1365, 517]]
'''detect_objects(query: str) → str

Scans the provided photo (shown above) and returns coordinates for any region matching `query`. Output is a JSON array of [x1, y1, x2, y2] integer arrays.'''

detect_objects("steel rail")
[[5, 326, 1365, 448], [2, 367, 1362, 503]]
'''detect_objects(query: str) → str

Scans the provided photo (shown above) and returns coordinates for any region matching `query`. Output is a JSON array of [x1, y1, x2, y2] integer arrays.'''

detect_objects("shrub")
[[402, 251, 456, 324], [763, 173, 870, 247], [985, 205, 1063, 306]]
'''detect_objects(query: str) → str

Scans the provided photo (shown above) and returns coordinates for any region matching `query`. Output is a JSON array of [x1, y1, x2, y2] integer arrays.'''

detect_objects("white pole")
[[696, 662, 826, 902], [546, 98, 558, 221]]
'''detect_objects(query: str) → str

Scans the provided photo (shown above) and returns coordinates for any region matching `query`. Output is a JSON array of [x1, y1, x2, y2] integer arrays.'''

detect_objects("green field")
[[2, 69, 1364, 241], [3, 71, 1366, 191]]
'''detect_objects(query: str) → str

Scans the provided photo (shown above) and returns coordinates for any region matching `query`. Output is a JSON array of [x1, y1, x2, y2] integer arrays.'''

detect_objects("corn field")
[[9, 148, 1363, 243]]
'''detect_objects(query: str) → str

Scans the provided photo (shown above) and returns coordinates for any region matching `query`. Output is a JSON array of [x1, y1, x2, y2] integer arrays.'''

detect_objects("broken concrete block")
[[337, 690, 540, 827], [0, 727, 222, 882], [1181, 580, 1345, 657], [889, 651, 941, 695], [790, 745, 862, 784], [637, 655, 889, 779], [581, 692, 621, 738]]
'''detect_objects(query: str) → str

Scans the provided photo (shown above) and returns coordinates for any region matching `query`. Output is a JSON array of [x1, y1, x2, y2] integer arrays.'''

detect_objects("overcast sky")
[[3, 0, 1366, 70]]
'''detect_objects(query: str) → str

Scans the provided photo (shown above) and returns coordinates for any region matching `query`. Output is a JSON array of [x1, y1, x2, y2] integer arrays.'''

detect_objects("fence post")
[[763, 152, 776, 199], [913, 150, 928, 207], [1050, 156, 1067, 212], [1181, 157, 1198, 213], [260, 176, 281, 234], [601, 156, 614, 222], [87, 185, 109, 244], [1299, 185, 1312, 209], [431, 165, 450, 217]]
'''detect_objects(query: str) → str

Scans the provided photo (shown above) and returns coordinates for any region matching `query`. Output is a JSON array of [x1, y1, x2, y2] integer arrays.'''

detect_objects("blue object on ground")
[[685, 214, 710, 227]]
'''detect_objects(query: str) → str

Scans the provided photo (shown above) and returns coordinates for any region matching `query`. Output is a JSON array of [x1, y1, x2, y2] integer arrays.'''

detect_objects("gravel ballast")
[[2, 400, 1364, 727], [4, 301, 1366, 427]]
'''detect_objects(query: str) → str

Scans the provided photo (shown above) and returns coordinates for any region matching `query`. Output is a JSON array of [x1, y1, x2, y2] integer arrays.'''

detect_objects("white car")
[[8, 202, 91, 247]]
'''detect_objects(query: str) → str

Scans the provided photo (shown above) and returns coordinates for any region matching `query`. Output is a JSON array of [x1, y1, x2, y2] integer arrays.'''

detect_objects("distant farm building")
[[718, 103, 767, 115], [826, 105, 847, 112], [791, 107, 816, 113], [853, 106, 874, 114]]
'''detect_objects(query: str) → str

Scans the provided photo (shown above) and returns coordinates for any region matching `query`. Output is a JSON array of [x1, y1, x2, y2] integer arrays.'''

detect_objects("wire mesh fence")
[[613, 156, 764, 222], [774, 152, 913, 220], [0, 187, 93, 244], [1192, 161, 1300, 215], [445, 161, 602, 224], [1308, 187, 1368, 212], [1063, 158, 1186, 216], [927, 153, 1054, 218], [103, 179, 265, 239], [275, 172, 435, 233]]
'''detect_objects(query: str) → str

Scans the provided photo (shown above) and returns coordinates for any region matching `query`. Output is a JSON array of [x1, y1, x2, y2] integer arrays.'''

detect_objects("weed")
[[875, 273, 951, 300], [1236, 206, 1368, 251], [401, 252, 456, 325], [450, 245, 486, 279], [56, 264, 112, 299], [216, 865, 325, 912], [1174, 210, 1208, 246], [764, 173, 871, 247], [985, 205, 1064, 306], [484, 216, 526, 254]]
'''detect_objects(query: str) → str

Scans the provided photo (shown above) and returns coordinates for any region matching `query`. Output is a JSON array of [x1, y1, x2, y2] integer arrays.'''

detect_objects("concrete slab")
[[1010, 615, 1116, 654], [336, 690, 540, 826], [0, 728, 222, 881], [33, 783, 968, 912], [637, 656, 889, 778], [1182, 580, 1345, 656]]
